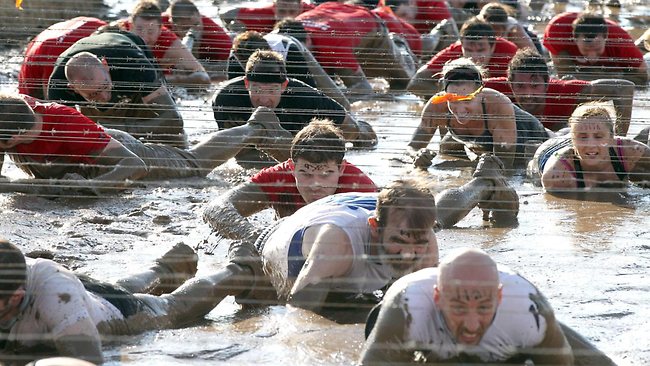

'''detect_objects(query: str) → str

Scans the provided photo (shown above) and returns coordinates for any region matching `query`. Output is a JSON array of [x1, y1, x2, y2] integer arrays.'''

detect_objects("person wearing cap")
[[484, 48, 635, 134], [360, 248, 618, 366], [211, 50, 362, 168], [407, 17, 519, 99], [406, 58, 549, 170], [543, 12, 647, 85]]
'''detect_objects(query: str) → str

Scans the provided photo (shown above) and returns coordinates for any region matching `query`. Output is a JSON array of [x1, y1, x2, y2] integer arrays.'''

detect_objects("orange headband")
[[429, 85, 484, 105]]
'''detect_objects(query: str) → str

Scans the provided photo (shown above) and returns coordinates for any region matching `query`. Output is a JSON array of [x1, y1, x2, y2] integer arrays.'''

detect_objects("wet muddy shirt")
[[250, 159, 377, 218], [47, 32, 162, 107], [1, 259, 124, 352], [380, 266, 547, 362], [212, 77, 346, 134], [10, 96, 111, 179], [260, 192, 394, 299]]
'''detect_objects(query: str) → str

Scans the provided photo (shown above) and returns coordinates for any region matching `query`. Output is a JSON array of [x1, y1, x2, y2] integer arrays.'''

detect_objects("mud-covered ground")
[[0, 0, 649, 364]]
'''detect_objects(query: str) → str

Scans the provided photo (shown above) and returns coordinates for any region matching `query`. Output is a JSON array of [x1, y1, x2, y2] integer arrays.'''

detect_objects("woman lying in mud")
[[406, 58, 550, 171], [528, 101, 650, 198]]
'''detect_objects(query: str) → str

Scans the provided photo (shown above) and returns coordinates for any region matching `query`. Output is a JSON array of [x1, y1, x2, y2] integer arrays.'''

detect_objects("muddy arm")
[[359, 296, 427, 365], [628, 142, 650, 187], [203, 182, 270, 242], [406, 102, 440, 167], [54, 334, 103, 365], [162, 39, 211, 88], [523, 292, 574, 365], [487, 96, 518, 170], [288, 224, 353, 310]]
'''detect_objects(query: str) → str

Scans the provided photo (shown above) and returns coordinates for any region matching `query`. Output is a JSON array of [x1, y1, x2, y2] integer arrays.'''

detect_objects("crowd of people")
[[1, 0, 650, 364]]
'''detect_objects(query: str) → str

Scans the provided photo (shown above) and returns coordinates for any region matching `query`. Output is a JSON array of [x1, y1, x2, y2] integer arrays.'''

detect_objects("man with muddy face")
[[359, 248, 592, 365], [203, 120, 376, 243]]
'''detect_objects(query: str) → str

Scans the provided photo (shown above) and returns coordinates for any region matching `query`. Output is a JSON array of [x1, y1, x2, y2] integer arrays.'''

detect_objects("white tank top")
[[382, 265, 547, 362], [261, 192, 395, 299], [5, 259, 124, 349]]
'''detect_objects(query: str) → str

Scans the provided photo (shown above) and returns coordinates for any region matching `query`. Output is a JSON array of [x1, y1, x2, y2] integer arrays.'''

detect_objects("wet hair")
[[131, 0, 163, 22], [440, 57, 485, 90], [507, 48, 549, 83], [0, 239, 27, 301], [274, 18, 308, 45], [169, 0, 199, 18], [572, 13, 608, 39], [375, 178, 437, 235], [460, 17, 497, 47], [233, 31, 272, 66], [479, 2, 510, 26], [245, 50, 288, 83], [291, 119, 346, 164], [0, 94, 37, 143], [569, 101, 615, 135]]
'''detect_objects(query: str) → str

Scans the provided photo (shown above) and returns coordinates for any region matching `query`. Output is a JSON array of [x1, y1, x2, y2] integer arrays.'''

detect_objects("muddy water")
[[0, 0, 649, 364]]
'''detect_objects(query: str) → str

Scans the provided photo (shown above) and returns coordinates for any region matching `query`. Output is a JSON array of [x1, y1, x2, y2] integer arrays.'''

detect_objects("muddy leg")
[[435, 178, 493, 228], [162, 263, 255, 327], [115, 243, 198, 295]]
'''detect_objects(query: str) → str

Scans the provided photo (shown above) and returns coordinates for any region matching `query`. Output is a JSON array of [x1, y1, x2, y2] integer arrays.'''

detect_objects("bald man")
[[47, 32, 186, 148], [360, 248, 617, 365]]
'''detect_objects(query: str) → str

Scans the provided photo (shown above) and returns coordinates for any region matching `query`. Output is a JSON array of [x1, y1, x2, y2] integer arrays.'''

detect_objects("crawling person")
[[406, 58, 549, 171], [0, 93, 291, 196], [203, 120, 377, 242], [528, 101, 650, 199], [47, 31, 186, 147], [360, 248, 617, 366]]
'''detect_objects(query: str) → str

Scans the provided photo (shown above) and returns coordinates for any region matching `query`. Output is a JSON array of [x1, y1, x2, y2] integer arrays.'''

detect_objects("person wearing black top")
[[212, 49, 362, 167], [47, 31, 187, 148]]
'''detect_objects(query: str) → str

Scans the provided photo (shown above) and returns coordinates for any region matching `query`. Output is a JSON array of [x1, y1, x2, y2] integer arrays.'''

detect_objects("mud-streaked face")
[[293, 158, 344, 204], [445, 82, 484, 125], [435, 282, 501, 345], [571, 115, 614, 169], [509, 73, 547, 115], [460, 38, 495, 67]]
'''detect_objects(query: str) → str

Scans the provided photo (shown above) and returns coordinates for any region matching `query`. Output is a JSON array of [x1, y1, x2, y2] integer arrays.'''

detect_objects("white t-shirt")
[[5, 258, 124, 350], [381, 265, 547, 362], [261, 192, 395, 299]]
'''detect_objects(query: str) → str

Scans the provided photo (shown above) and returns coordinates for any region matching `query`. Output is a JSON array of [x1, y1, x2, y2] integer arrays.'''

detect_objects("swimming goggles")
[[429, 85, 484, 105]]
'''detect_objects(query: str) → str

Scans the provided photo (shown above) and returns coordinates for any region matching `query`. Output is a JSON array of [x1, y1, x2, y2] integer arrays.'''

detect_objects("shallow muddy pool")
[[0, 0, 649, 364]]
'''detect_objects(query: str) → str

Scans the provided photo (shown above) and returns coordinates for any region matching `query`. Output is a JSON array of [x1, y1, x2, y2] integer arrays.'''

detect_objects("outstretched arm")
[[288, 224, 353, 310], [162, 39, 211, 88], [486, 95, 517, 170], [203, 182, 270, 242]]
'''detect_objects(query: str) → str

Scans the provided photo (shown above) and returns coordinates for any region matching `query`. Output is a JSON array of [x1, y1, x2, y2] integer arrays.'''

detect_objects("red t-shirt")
[[18, 17, 107, 98], [250, 159, 377, 217], [121, 19, 178, 62], [543, 12, 644, 69], [425, 38, 518, 78], [297, 2, 379, 72], [484, 76, 589, 129], [14, 95, 111, 165], [161, 14, 232, 62], [236, 2, 315, 33], [413, 0, 451, 34], [372, 7, 422, 55]]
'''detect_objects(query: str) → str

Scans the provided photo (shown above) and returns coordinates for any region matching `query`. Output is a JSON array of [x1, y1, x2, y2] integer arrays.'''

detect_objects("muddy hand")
[[412, 148, 435, 168]]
